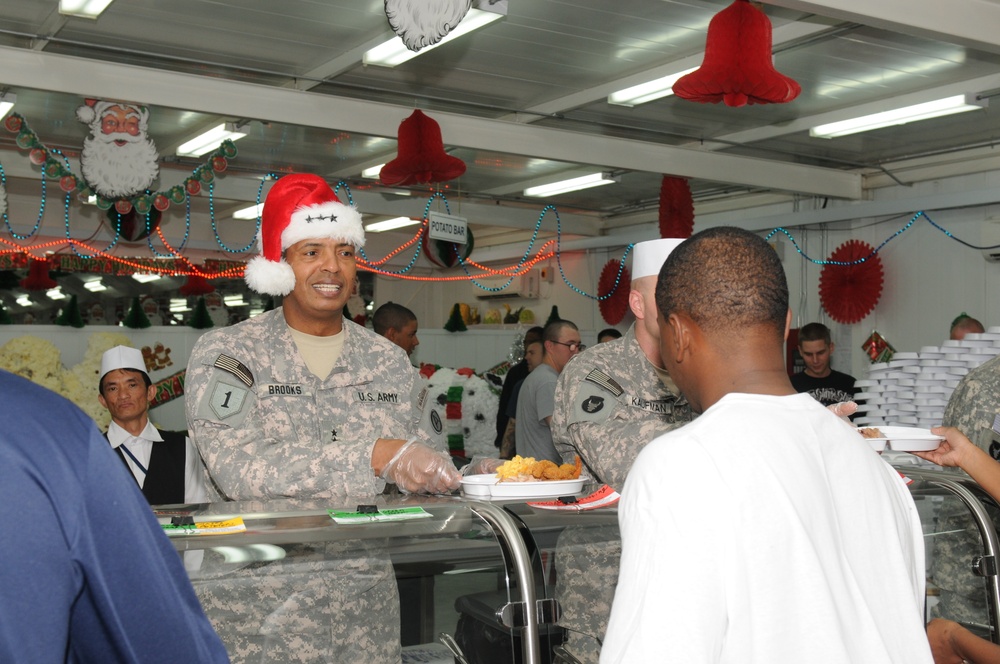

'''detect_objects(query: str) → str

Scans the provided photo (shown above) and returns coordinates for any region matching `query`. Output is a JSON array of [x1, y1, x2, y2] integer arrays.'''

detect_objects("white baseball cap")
[[631, 238, 686, 279], [100, 345, 149, 384]]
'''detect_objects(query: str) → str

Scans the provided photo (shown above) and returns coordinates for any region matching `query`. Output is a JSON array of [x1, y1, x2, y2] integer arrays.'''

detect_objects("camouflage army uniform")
[[551, 323, 693, 490], [549, 324, 693, 663], [186, 308, 422, 501], [930, 355, 1000, 627], [186, 308, 421, 663]]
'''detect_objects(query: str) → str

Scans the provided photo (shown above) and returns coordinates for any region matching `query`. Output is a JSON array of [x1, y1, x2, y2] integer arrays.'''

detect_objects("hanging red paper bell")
[[179, 274, 215, 296], [380, 110, 467, 186], [20, 258, 58, 291], [672, 0, 801, 107], [598, 260, 631, 325]]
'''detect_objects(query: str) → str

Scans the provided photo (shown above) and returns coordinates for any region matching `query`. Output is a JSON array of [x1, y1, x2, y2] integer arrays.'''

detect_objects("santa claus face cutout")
[[77, 99, 160, 200]]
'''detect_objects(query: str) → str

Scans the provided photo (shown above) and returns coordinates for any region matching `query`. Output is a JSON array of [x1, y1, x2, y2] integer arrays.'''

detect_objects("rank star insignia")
[[330, 428, 338, 442], [582, 396, 605, 414]]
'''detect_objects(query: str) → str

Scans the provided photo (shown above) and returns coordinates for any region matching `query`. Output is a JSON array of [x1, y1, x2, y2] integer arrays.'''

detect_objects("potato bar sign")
[[428, 212, 468, 244]]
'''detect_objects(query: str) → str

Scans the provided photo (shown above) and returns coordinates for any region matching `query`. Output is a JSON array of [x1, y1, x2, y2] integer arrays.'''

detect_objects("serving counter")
[[163, 463, 1000, 664]]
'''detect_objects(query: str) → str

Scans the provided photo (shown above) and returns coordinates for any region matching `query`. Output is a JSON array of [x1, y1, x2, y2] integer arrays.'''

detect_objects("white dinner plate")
[[857, 426, 943, 452], [460, 474, 588, 500]]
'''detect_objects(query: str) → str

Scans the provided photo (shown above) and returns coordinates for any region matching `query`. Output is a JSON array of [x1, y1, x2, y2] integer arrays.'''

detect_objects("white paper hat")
[[631, 238, 686, 279], [100, 345, 149, 383]]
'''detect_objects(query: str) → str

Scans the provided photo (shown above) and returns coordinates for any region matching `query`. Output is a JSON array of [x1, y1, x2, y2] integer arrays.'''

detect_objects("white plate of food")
[[460, 474, 588, 500], [857, 425, 943, 452]]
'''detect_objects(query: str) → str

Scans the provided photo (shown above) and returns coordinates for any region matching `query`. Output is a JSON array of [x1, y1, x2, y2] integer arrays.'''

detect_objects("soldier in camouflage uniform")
[[926, 354, 1000, 628], [550, 239, 691, 664], [185, 173, 461, 663], [552, 238, 693, 490]]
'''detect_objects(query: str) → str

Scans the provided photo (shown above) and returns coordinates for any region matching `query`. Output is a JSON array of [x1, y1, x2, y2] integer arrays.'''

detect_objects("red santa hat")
[[244, 173, 365, 296], [76, 98, 148, 130]]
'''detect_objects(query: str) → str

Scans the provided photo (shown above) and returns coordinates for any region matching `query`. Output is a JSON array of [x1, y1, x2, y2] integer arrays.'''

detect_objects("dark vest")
[[108, 429, 188, 505]]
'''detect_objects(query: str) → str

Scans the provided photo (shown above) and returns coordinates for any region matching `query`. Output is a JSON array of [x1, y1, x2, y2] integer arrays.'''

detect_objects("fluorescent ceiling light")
[[810, 94, 988, 139], [16, 295, 31, 307], [223, 295, 247, 307], [232, 203, 264, 220], [364, 8, 504, 67], [362, 164, 385, 179], [177, 122, 247, 157], [83, 278, 106, 292], [132, 273, 161, 283], [59, 0, 114, 18], [0, 92, 16, 119], [46, 288, 66, 301], [524, 172, 618, 198], [365, 217, 421, 233], [608, 68, 698, 107]]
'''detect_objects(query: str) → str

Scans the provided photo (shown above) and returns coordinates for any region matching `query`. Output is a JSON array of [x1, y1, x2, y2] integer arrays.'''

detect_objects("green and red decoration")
[[3, 113, 238, 217], [422, 225, 475, 268]]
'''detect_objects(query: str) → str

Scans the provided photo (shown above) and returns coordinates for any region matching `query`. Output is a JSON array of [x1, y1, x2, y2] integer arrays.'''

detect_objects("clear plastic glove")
[[827, 401, 857, 421], [462, 456, 504, 476], [380, 439, 462, 494]]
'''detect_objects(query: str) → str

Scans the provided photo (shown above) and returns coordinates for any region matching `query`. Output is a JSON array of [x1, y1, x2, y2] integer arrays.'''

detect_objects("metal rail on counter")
[[901, 465, 1000, 644]]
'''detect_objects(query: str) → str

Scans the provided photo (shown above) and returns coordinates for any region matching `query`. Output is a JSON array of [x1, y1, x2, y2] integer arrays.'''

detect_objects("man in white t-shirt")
[[601, 227, 932, 664]]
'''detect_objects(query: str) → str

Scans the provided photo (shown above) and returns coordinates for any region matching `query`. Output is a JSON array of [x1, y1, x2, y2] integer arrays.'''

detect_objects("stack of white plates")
[[859, 334, 1000, 427]]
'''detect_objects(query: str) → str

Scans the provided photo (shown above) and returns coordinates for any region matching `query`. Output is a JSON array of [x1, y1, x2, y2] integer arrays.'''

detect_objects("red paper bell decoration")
[[658, 176, 694, 239], [179, 274, 215, 297], [672, 0, 801, 107], [819, 240, 884, 325], [380, 110, 466, 186], [598, 260, 631, 326], [20, 258, 58, 291]]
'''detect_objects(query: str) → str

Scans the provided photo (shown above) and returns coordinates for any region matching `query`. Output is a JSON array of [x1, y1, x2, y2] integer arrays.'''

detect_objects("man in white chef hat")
[[98, 345, 207, 505], [548, 237, 694, 664], [552, 237, 692, 491]]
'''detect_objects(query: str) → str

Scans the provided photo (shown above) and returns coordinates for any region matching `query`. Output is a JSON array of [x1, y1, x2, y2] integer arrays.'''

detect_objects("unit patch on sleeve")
[[209, 380, 249, 420], [214, 354, 254, 388]]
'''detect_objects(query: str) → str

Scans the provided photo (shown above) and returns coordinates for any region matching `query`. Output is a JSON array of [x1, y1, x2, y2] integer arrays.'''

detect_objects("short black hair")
[[655, 227, 788, 336], [798, 322, 832, 345], [372, 302, 416, 336], [597, 328, 622, 342], [99, 368, 152, 396], [524, 326, 545, 346]]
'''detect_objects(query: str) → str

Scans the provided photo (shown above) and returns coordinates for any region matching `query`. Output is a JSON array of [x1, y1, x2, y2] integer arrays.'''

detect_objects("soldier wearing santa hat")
[[183, 173, 460, 660]]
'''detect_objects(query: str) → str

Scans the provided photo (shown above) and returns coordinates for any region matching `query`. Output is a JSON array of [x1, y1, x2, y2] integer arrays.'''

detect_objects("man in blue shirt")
[[0, 369, 228, 663]]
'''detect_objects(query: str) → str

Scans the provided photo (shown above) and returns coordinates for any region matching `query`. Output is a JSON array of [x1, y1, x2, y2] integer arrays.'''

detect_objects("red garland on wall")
[[658, 176, 694, 238], [819, 240, 884, 324], [598, 260, 631, 325]]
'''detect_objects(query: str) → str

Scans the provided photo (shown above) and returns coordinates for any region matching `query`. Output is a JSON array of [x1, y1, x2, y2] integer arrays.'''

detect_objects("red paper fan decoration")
[[598, 260, 632, 325], [658, 176, 694, 239], [672, 0, 801, 107], [819, 240, 884, 324]]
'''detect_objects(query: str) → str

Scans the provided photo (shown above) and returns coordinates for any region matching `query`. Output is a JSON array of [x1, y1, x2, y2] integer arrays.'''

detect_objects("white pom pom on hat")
[[244, 173, 365, 296]]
